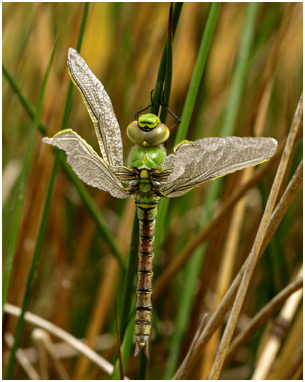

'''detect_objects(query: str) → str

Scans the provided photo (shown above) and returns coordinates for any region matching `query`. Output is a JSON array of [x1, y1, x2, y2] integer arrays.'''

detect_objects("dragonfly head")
[[127, 113, 170, 147]]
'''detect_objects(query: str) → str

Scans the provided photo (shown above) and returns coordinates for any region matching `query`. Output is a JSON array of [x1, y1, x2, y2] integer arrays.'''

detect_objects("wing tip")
[[67, 47, 77, 58], [67, 48, 81, 68], [42, 137, 52, 145], [267, 137, 278, 157]]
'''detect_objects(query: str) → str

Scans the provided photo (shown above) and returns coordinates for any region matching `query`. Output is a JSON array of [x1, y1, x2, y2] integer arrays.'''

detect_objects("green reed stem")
[[151, 2, 183, 115], [120, 214, 139, 337], [116, 3, 183, 368], [155, 2, 221, 253], [2, 45, 55, 317], [4, 46, 55, 379], [4, 4, 90, 379], [221, 3, 259, 136], [160, 3, 173, 123], [161, 4, 221, 377], [2, 65, 47, 135]]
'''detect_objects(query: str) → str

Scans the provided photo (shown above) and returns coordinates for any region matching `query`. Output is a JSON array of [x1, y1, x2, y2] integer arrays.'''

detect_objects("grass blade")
[[4, 45, 55, 379], [2, 45, 55, 315], [155, 2, 221, 252], [221, 3, 259, 136], [160, 3, 173, 123], [4, 5, 90, 379], [119, 215, 139, 337], [2, 65, 46, 135], [151, 3, 183, 115], [161, 5, 221, 376]]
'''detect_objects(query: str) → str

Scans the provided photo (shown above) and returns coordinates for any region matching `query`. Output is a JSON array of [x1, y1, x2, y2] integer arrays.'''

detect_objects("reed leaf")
[[162, 3, 221, 377], [4, 4, 89, 378], [4, 45, 55, 380]]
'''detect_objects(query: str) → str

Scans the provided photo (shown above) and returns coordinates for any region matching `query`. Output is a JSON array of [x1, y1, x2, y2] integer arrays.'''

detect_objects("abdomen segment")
[[134, 203, 158, 358]]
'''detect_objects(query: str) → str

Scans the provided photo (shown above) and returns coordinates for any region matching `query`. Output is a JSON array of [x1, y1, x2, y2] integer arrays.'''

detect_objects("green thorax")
[[129, 146, 165, 204], [128, 146, 166, 169], [126, 113, 169, 204]]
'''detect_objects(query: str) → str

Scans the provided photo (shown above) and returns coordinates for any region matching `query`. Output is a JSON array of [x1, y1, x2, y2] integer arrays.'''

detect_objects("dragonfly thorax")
[[127, 113, 170, 147]]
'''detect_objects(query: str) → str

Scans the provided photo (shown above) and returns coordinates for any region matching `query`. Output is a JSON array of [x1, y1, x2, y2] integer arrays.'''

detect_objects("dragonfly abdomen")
[[134, 202, 158, 358]]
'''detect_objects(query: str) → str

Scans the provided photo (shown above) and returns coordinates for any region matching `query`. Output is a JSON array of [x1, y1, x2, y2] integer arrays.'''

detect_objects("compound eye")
[[146, 124, 170, 146], [126, 120, 145, 144]]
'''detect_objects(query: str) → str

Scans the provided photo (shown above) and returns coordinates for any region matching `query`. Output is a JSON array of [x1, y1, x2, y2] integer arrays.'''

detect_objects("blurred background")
[[3, 2, 303, 380]]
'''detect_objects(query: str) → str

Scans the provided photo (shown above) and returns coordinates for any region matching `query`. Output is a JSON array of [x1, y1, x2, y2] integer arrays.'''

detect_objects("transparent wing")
[[67, 48, 123, 166], [43, 130, 131, 199], [160, 137, 278, 198]]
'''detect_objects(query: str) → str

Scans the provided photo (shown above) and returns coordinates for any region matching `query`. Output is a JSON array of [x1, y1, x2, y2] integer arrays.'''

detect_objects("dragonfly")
[[43, 48, 278, 358]]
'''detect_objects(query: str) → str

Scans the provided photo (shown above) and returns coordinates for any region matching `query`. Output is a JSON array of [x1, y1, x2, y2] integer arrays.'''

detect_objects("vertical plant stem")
[[221, 3, 259, 136], [114, 300, 124, 380], [120, 214, 139, 337], [160, 3, 173, 123], [151, 2, 183, 115], [2, 45, 53, 314], [117, 3, 183, 367], [2, 65, 46, 134], [155, 2, 221, 251], [175, 3, 221, 145], [163, 4, 221, 378], [4, 46, 55, 379], [4, 5, 90, 379]]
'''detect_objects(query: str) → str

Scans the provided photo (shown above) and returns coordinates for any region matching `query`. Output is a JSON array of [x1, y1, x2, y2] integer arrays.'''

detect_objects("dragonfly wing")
[[160, 137, 278, 198], [43, 130, 131, 199], [67, 48, 124, 166]]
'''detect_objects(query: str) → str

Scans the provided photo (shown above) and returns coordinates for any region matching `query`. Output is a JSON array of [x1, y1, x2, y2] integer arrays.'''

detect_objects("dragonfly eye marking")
[[138, 113, 160, 131]]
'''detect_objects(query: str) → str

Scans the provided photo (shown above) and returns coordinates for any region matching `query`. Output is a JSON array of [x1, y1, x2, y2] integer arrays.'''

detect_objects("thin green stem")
[[4, 46, 55, 379], [221, 2, 259, 136], [120, 214, 139, 337], [162, 4, 221, 377], [174, 2, 221, 145], [4, 4, 90, 379], [115, 3, 183, 368], [2, 65, 46, 134], [2, 46, 55, 316], [151, 2, 183, 115], [160, 3, 173, 123], [155, 2, 221, 250]]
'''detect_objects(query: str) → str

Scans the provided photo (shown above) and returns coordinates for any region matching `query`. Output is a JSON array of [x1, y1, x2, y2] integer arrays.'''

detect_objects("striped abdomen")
[[134, 202, 158, 358]]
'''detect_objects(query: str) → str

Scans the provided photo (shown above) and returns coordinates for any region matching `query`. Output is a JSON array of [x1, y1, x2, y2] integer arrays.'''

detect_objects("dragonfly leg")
[[160, 103, 181, 131], [135, 90, 154, 120]]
